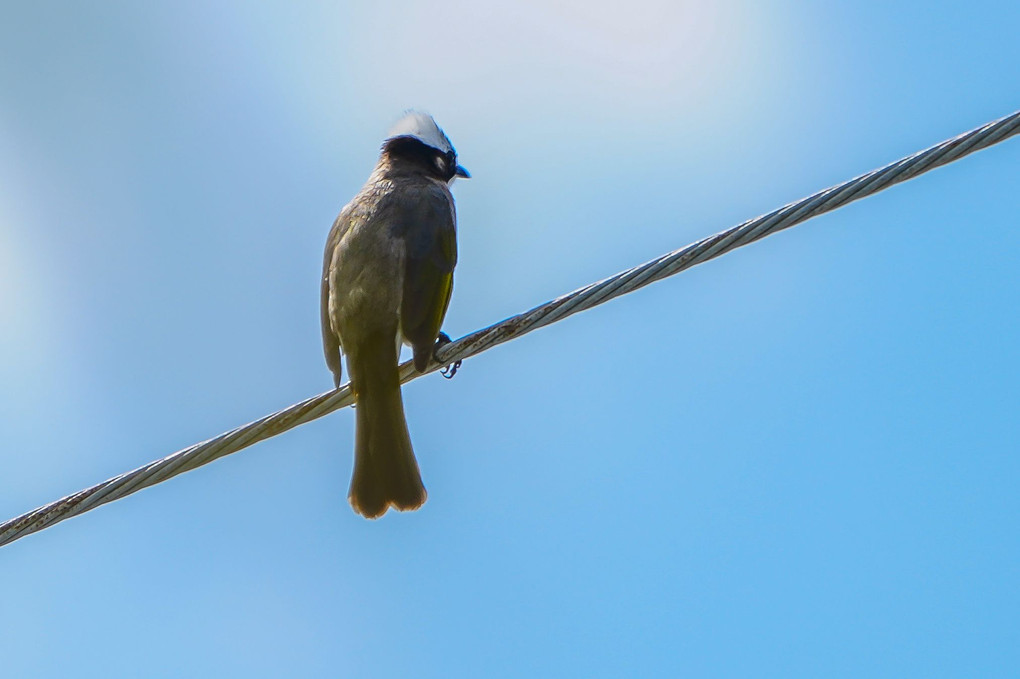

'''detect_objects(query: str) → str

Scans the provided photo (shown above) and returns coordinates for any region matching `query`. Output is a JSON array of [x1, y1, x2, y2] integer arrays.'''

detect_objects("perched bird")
[[321, 112, 469, 518]]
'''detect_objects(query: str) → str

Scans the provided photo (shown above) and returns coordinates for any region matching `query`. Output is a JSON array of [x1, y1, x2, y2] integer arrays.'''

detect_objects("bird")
[[321, 112, 469, 518]]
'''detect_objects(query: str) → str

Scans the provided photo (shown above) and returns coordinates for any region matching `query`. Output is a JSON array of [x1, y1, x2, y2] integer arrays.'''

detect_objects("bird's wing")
[[321, 207, 351, 387], [397, 184, 458, 371]]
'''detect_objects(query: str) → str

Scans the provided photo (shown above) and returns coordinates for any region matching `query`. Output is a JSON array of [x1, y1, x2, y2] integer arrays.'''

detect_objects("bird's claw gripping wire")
[[434, 332, 462, 379]]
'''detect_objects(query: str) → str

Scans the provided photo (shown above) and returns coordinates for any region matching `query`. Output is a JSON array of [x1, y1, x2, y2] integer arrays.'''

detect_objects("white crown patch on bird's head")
[[386, 111, 454, 154], [380, 111, 469, 183]]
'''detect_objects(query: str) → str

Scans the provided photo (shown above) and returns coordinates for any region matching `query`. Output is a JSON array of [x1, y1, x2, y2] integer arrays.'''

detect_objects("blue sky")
[[1, 1, 1018, 676]]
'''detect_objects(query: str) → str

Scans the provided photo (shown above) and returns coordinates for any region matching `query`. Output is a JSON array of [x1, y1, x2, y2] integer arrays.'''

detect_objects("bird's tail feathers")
[[348, 333, 426, 518]]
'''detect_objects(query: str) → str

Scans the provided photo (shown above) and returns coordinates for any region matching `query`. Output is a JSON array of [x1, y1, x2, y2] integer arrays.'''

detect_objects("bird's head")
[[381, 111, 470, 183]]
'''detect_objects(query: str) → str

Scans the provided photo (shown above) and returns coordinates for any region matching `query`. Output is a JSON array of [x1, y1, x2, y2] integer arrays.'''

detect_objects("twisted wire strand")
[[2, 110, 1018, 548]]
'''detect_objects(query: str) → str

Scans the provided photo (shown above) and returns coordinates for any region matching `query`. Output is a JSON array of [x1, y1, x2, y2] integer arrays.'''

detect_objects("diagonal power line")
[[2, 110, 1018, 548]]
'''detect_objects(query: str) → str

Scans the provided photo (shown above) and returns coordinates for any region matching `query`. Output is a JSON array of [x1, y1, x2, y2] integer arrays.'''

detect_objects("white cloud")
[[0, 119, 59, 387], [225, 0, 782, 150]]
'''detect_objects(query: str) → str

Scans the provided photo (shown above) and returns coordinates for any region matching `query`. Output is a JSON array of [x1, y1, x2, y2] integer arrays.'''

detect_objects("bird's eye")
[[433, 155, 447, 172]]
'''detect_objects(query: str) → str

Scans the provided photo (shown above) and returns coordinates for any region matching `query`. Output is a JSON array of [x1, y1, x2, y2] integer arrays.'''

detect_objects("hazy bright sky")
[[2, 1, 1018, 676]]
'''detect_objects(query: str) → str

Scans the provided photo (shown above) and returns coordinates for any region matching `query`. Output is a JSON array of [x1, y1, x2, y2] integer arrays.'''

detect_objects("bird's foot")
[[434, 332, 462, 379]]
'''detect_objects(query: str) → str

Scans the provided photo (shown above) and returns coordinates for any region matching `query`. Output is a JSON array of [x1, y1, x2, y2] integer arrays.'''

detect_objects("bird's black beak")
[[455, 165, 470, 179]]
